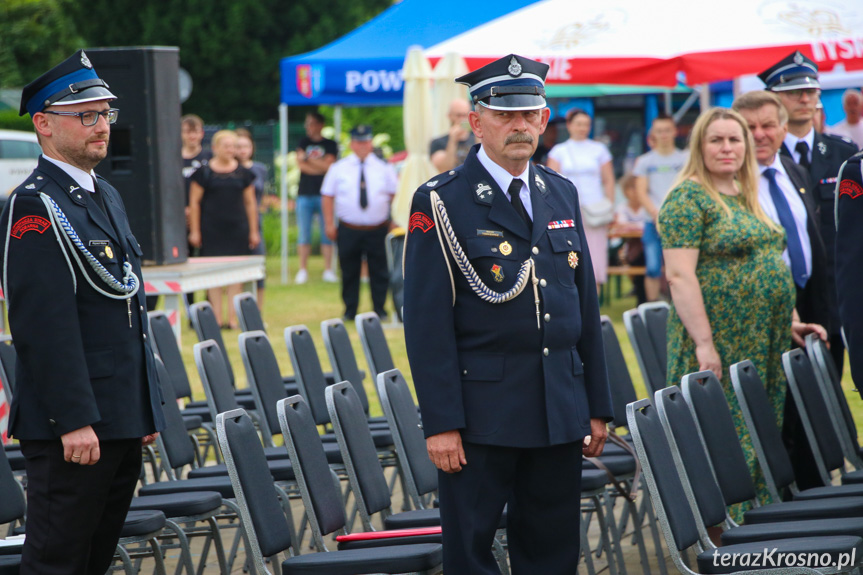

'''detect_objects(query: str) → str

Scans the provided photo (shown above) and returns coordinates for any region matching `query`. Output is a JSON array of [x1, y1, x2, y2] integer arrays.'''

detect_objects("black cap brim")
[[479, 93, 546, 111], [770, 76, 820, 92], [51, 85, 117, 107]]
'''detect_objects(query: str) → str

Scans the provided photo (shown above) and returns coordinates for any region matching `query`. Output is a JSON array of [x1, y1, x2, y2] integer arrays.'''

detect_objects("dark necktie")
[[763, 168, 808, 289], [795, 141, 811, 171], [91, 177, 108, 217], [359, 161, 368, 209], [508, 178, 531, 228]]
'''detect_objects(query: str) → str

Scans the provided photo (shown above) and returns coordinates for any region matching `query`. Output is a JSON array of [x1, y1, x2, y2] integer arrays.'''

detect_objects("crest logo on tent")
[[297, 64, 324, 99]]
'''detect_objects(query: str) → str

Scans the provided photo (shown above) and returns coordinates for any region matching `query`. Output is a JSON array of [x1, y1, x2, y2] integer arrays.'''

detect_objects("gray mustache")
[[505, 133, 534, 145]]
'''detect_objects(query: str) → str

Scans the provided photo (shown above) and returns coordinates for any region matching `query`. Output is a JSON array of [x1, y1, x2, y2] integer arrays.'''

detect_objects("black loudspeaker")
[[88, 47, 187, 265]]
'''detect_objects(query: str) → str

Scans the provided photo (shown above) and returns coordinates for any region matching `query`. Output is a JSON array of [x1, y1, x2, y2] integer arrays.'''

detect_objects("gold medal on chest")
[[105, 246, 114, 259], [499, 241, 512, 256], [568, 251, 579, 269]]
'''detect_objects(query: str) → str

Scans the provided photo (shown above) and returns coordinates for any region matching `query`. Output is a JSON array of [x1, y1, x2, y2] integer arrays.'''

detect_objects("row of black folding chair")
[[628, 390, 863, 575], [216, 406, 444, 575], [623, 302, 668, 396]]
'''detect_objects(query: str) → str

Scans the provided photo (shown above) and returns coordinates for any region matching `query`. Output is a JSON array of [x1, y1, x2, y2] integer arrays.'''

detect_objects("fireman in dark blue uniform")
[[403, 54, 613, 574], [836, 150, 863, 399], [0, 50, 165, 575]]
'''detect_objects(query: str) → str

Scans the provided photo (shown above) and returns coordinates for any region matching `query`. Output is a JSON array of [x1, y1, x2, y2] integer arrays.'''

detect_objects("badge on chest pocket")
[[89, 239, 115, 260]]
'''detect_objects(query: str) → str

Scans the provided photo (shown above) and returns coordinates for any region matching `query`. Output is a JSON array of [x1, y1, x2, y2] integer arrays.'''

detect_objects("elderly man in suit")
[[403, 54, 613, 574], [0, 50, 165, 574]]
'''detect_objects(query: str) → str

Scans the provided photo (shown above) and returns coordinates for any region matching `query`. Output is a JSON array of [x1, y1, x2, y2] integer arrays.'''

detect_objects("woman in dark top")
[[188, 129, 260, 328]]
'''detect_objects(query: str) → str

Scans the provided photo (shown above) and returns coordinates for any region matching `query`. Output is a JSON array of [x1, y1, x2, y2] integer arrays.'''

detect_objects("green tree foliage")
[[59, 0, 393, 122], [0, 0, 83, 92]]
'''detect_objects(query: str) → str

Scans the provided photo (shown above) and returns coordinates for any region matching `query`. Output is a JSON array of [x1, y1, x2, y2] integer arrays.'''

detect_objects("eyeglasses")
[[783, 89, 820, 101], [43, 108, 119, 126]]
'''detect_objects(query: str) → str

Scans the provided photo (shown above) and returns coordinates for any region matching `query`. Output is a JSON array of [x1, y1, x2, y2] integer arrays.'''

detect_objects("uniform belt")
[[339, 221, 389, 231]]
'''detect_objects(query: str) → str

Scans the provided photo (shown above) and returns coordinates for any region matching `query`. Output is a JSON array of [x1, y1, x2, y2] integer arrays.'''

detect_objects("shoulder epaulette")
[[536, 163, 566, 180], [419, 169, 459, 192], [822, 133, 858, 149], [12, 173, 49, 197]]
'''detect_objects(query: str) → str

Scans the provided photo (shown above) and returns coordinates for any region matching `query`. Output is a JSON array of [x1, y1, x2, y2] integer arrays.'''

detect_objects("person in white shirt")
[[827, 89, 863, 149], [322, 125, 397, 320], [546, 108, 615, 291]]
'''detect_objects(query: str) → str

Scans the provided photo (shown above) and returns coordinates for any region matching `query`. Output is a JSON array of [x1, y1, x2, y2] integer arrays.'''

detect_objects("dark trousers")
[[20, 438, 143, 575], [830, 333, 845, 375], [437, 441, 583, 575], [337, 224, 389, 319]]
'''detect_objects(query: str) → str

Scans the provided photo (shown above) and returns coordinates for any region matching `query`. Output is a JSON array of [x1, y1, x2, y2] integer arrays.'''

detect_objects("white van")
[[0, 129, 41, 199]]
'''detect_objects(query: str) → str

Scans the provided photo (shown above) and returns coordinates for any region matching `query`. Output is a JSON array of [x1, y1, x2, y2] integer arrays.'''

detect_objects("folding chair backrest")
[[217, 408, 292, 571], [623, 309, 666, 396], [806, 334, 860, 465], [627, 398, 702, 558], [0, 443, 25, 525], [278, 396, 347, 549], [326, 381, 392, 527], [285, 325, 330, 426], [148, 311, 193, 400], [783, 348, 844, 484], [153, 356, 198, 472], [321, 318, 371, 415], [600, 316, 639, 428], [377, 369, 438, 504], [190, 301, 235, 388], [234, 292, 266, 333], [195, 340, 241, 422], [638, 301, 668, 378], [0, 336, 16, 398], [239, 331, 287, 443], [729, 360, 796, 500], [681, 370, 758, 507], [654, 386, 727, 530], [356, 312, 395, 379]]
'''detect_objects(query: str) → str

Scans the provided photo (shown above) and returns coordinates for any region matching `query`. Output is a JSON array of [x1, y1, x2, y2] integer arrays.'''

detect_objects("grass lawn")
[[173, 254, 862, 433]]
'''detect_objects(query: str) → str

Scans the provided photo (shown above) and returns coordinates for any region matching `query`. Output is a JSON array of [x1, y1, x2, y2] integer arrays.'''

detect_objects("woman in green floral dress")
[[659, 108, 824, 520]]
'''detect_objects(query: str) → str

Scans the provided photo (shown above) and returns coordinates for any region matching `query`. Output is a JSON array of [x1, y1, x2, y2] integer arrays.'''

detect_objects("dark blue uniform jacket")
[[0, 157, 165, 440], [403, 145, 613, 448]]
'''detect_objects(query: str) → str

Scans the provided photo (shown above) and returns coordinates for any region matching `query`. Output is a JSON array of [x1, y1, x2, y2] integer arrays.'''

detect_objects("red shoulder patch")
[[839, 179, 863, 200], [409, 212, 435, 234], [11, 216, 51, 239]]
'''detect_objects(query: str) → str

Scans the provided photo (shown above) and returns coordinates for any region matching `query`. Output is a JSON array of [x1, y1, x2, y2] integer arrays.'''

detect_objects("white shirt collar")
[[784, 128, 815, 161], [476, 145, 530, 198], [760, 153, 788, 176], [42, 154, 97, 193]]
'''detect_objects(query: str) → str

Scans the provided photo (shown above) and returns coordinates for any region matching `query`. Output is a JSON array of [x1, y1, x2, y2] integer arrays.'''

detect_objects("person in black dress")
[[188, 129, 260, 328]]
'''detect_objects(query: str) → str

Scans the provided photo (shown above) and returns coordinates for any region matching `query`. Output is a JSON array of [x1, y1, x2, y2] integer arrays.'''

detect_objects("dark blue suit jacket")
[[835, 151, 863, 397], [0, 157, 165, 440], [403, 145, 613, 448]]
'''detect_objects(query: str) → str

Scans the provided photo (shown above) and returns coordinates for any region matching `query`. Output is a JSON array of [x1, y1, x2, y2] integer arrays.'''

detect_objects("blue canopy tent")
[[276, 0, 540, 281]]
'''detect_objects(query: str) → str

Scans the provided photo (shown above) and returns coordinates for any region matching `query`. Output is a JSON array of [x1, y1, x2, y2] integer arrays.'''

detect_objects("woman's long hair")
[[672, 107, 778, 231]]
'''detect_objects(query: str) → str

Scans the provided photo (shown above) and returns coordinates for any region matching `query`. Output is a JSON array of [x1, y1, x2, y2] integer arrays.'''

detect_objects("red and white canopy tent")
[[424, 0, 863, 92]]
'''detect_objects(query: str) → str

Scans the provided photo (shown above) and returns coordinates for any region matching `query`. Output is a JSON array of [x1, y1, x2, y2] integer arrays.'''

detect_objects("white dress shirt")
[[757, 155, 812, 277], [321, 153, 397, 226], [42, 154, 97, 194], [477, 145, 533, 220], [784, 128, 815, 165]]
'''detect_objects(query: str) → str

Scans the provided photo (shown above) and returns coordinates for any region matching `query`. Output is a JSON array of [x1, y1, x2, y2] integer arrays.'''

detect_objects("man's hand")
[[325, 223, 338, 242], [426, 430, 466, 473], [142, 433, 159, 447], [582, 418, 608, 457], [62, 425, 100, 465]]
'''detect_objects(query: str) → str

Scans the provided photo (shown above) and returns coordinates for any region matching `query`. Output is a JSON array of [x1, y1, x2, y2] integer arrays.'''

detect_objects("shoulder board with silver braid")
[[429, 190, 542, 329], [3, 191, 139, 308]]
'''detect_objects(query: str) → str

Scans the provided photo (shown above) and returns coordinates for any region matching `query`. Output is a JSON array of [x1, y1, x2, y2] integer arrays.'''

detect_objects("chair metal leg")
[[591, 493, 619, 575], [602, 488, 628, 575], [580, 509, 597, 575]]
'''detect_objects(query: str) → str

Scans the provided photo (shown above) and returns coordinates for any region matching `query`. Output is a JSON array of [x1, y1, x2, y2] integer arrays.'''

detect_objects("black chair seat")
[[182, 415, 204, 430], [337, 533, 442, 550], [841, 469, 863, 485], [721, 517, 863, 545], [383, 508, 441, 530], [582, 468, 611, 492], [0, 555, 21, 575], [188, 458, 296, 482], [121, 510, 166, 537], [744, 497, 863, 523], [793, 483, 863, 500], [697, 536, 863, 574], [6, 449, 24, 472], [181, 406, 212, 423], [129, 491, 223, 517], [597, 442, 630, 456], [583, 454, 636, 476], [281, 542, 442, 575], [370, 429, 394, 449], [138, 477, 235, 499]]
